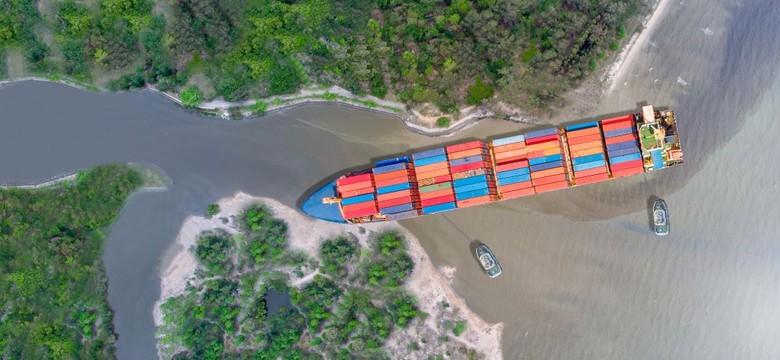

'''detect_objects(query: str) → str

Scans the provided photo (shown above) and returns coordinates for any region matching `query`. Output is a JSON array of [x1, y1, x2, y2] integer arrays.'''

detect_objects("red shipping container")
[[568, 140, 604, 152], [525, 140, 561, 152], [534, 181, 569, 193], [494, 155, 524, 165], [337, 181, 374, 193], [457, 195, 493, 208], [575, 172, 610, 185], [610, 159, 644, 171], [337, 173, 372, 187], [501, 187, 536, 199], [499, 181, 533, 192], [340, 186, 375, 198], [342, 201, 377, 214], [601, 114, 634, 125], [419, 188, 454, 201], [567, 133, 603, 145], [604, 133, 638, 145], [449, 161, 486, 174], [413, 162, 448, 174], [531, 167, 565, 179], [611, 166, 645, 178], [376, 189, 411, 202], [602, 121, 634, 132], [574, 167, 607, 178], [422, 194, 456, 207], [448, 147, 486, 160], [432, 175, 452, 183], [496, 160, 530, 172], [378, 196, 412, 209], [566, 126, 601, 139], [343, 206, 378, 219], [373, 169, 408, 181], [374, 176, 409, 189], [492, 142, 525, 153], [525, 133, 559, 145], [531, 173, 568, 186], [446, 141, 484, 153]]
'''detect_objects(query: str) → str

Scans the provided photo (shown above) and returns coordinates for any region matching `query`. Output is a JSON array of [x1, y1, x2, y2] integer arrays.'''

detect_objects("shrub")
[[180, 87, 202, 107], [435, 117, 451, 128], [452, 321, 467, 336], [466, 78, 494, 105], [252, 100, 268, 115], [206, 204, 220, 218]]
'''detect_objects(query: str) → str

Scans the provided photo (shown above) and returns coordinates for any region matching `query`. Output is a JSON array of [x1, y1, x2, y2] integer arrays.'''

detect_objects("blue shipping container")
[[453, 174, 488, 187], [606, 140, 639, 152], [380, 203, 414, 214], [373, 162, 407, 174], [572, 153, 604, 165], [375, 156, 409, 167], [376, 182, 411, 195], [454, 182, 488, 194], [566, 121, 599, 131], [573, 160, 605, 172], [455, 188, 490, 201], [492, 134, 525, 147], [525, 127, 558, 139], [607, 146, 640, 158], [497, 168, 530, 179], [341, 193, 375, 206], [529, 154, 563, 166], [529, 160, 563, 172], [449, 154, 484, 166], [413, 147, 446, 160], [498, 174, 531, 186], [422, 202, 457, 214], [413, 154, 447, 166], [604, 127, 636, 138], [609, 152, 642, 164]]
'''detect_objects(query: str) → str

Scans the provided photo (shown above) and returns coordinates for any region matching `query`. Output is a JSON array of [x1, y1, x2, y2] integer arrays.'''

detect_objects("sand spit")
[[155, 192, 502, 359]]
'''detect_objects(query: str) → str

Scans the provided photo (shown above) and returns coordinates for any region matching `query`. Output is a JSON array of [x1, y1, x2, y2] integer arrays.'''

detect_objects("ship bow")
[[301, 180, 348, 224]]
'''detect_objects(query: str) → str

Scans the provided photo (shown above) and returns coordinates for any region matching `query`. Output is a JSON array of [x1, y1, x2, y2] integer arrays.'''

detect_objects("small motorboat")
[[653, 199, 670, 236], [475, 243, 502, 278]]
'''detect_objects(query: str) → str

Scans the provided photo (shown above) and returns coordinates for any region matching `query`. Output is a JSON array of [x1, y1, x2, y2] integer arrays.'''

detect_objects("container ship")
[[302, 105, 683, 224]]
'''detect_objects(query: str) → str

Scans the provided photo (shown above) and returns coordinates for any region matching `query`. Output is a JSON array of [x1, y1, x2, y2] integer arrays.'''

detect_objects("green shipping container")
[[419, 182, 453, 193]]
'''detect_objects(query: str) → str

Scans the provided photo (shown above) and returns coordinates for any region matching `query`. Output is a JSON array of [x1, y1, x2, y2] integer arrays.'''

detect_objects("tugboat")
[[475, 243, 502, 278], [653, 199, 670, 236]]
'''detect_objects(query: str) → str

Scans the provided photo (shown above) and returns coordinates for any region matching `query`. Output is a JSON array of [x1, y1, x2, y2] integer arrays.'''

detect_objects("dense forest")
[[0, 165, 144, 359], [0, 0, 644, 111], [158, 205, 429, 359]]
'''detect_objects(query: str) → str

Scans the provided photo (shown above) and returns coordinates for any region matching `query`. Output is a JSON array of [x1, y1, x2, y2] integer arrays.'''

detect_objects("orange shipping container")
[[568, 140, 604, 152], [602, 120, 634, 132], [525, 140, 561, 153], [567, 133, 603, 145], [494, 148, 527, 160], [416, 167, 451, 180], [534, 181, 569, 193], [570, 147, 603, 158], [340, 186, 375, 198], [376, 189, 411, 202], [373, 169, 408, 181], [419, 188, 454, 201], [498, 181, 533, 192], [566, 127, 601, 139], [413, 162, 449, 174], [448, 147, 486, 160], [338, 181, 374, 193], [501, 187, 536, 199], [531, 173, 568, 186], [457, 195, 494, 208], [574, 167, 607, 178], [492, 142, 526, 153], [531, 167, 566, 179], [611, 166, 645, 178]]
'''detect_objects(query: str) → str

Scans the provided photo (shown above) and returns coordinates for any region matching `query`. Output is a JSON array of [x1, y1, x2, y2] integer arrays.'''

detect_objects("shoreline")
[[155, 192, 503, 359], [602, 0, 672, 93]]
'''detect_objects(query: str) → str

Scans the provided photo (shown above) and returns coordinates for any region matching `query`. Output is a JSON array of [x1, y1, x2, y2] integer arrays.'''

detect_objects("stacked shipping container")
[[565, 121, 610, 186], [490, 135, 535, 199], [373, 160, 420, 220], [447, 141, 498, 208], [413, 148, 457, 215], [601, 115, 645, 178], [336, 173, 378, 219], [525, 128, 570, 193]]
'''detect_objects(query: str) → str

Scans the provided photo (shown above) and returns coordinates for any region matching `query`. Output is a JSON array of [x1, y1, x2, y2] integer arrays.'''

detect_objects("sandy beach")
[[155, 192, 503, 359]]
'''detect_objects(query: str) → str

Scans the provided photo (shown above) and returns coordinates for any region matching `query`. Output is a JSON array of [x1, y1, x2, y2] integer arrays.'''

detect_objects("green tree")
[[180, 87, 202, 107], [206, 204, 220, 218], [466, 78, 494, 105]]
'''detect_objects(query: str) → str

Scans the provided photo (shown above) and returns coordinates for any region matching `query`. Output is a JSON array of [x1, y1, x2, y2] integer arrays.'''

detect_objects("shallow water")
[[1, 0, 779, 358]]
